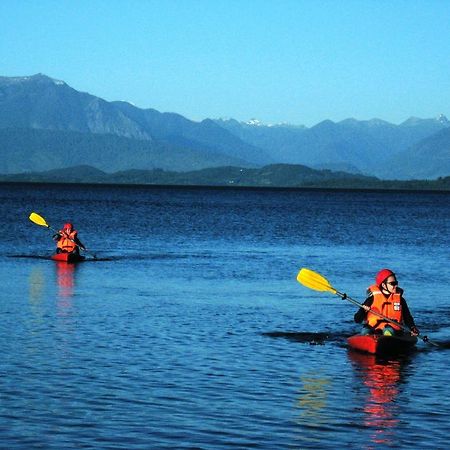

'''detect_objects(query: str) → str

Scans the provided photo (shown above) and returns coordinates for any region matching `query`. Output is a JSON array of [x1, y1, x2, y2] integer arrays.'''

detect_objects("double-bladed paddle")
[[297, 268, 440, 347], [29, 212, 96, 259]]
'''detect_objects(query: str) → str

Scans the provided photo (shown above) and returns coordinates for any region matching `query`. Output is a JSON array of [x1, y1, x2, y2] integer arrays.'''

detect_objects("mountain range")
[[0, 73, 449, 180], [213, 116, 450, 178]]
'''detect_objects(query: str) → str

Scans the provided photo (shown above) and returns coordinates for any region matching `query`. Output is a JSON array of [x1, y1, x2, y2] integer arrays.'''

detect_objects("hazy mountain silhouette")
[[385, 127, 450, 179], [0, 74, 270, 173], [214, 116, 449, 179], [0, 74, 448, 179]]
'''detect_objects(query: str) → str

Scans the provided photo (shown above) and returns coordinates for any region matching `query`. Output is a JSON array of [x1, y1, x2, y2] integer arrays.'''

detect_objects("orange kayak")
[[51, 252, 85, 263], [347, 334, 417, 356]]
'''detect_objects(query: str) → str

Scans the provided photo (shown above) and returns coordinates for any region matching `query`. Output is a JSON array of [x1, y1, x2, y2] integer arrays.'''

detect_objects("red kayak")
[[51, 252, 85, 263], [347, 334, 417, 356]]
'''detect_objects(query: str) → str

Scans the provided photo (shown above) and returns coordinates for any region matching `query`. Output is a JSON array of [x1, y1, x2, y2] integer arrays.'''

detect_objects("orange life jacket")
[[57, 229, 78, 253], [366, 284, 403, 331]]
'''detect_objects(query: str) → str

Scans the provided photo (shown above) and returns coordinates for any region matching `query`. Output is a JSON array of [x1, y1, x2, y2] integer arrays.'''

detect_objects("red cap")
[[63, 222, 73, 231], [376, 269, 395, 286]]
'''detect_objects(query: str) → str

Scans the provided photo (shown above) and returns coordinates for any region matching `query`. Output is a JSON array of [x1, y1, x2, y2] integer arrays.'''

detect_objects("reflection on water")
[[28, 266, 45, 325], [29, 266, 45, 302], [349, 351, 407, 448], [55, 261, 75, 299], [298, 373, 330, 416], [55, 262, 77, 320], [27, 262, 78, 327], [296, 371, 331, 436], [295, 371, 331, 447]]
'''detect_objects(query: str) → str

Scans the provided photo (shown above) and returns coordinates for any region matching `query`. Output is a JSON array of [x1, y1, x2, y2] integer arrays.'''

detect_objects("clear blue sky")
[[1, 0, 449, 126]]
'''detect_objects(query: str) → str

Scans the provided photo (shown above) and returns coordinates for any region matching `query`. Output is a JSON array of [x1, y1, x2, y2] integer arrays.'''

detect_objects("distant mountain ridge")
[[0, 74, 270, 171], [387, 127, 450, 179], [213, 116, 450, 179], [0, 128, 254, 173], [0, 73, 449, 180]]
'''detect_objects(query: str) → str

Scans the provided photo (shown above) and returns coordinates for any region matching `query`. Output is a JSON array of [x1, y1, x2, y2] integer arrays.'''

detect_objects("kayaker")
[[53, 222, 86, 255], [354, 269, 420, 337]]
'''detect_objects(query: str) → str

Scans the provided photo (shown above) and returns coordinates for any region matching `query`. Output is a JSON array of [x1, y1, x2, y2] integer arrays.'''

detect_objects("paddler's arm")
[[354, 294, 373, 323], [74, 235, 87, 251], [401, 297, 419, 335]]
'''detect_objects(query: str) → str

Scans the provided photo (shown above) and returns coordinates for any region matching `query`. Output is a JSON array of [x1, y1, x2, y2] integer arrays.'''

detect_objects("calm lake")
[[1, 183, 449, 449]]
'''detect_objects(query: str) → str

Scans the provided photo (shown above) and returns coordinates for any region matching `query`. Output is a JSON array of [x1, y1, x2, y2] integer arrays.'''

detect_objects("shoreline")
[[1, 180, 449, 194]]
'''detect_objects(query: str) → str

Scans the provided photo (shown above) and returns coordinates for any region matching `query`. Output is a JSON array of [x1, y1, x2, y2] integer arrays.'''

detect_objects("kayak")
[[347, 333, 417, 356], [51, 252, 85, 263]]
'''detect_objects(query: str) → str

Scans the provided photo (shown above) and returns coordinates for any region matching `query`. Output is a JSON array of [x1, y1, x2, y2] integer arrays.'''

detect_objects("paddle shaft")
[[333, 288, 410, 333], [335, 288, 439, 347]]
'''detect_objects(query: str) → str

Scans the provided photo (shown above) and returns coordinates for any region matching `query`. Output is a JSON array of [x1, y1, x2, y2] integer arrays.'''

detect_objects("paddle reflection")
[[29, 266, 45, 301], [298, 373, 329, 415], [296, 371, 330, 426], [28, 266, 46, 325], [349, 351, 407, 447]]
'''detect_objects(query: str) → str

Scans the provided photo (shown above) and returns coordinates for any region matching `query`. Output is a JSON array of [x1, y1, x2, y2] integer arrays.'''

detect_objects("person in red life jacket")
[[354, 269, 420, 337], [53, 222, 86, 255]]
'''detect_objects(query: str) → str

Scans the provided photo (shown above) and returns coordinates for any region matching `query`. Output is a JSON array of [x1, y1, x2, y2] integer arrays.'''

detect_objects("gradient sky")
[[1, 0, 449, 126]]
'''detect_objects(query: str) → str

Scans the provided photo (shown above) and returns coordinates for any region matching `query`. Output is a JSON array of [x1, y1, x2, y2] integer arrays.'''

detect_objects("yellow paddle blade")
[[296, 268, 337, 294], [29, 212, 49, 228]]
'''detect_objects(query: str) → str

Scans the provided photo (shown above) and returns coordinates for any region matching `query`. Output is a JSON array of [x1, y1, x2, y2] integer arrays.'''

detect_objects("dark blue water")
[[1, 183, 449, 449]]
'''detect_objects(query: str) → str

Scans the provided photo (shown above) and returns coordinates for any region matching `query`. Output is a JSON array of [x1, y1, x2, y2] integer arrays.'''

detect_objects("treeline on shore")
[[0, 164, 449, 191]]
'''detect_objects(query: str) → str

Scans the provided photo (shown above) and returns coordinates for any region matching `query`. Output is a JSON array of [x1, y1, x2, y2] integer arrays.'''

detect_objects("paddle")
[[297, 268, 440, 347], [29, 212, 96, 259]]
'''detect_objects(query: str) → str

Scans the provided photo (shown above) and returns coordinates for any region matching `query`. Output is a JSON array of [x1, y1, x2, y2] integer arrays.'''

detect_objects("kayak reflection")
[[55, 261, 76, 299], [349, 351, 409, 447]]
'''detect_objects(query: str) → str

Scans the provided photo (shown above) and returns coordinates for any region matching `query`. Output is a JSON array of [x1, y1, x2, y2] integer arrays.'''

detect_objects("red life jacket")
[[366, 284, 403, 331], [57, 229, 78, 253]]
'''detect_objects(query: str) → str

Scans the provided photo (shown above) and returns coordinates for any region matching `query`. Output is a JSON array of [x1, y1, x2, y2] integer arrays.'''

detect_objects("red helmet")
[[375, 268, 395, 286], [63, 222, 73, 232]]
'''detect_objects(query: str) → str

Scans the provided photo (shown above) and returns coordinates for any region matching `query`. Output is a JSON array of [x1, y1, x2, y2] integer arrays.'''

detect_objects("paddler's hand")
[[363, 305, 370, 312], [410, 326, 419, 336]]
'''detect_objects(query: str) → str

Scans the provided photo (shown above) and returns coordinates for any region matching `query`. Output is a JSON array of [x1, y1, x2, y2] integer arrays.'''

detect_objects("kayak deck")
[[51, 252, 85, 263], [347, 334, 417, 356]]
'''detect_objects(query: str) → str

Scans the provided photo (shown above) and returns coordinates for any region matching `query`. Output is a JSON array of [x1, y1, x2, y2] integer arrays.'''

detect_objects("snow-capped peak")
[[436, 114, 449, 124], [245, 118, 264, 126], [1, 74, 66, 86]]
